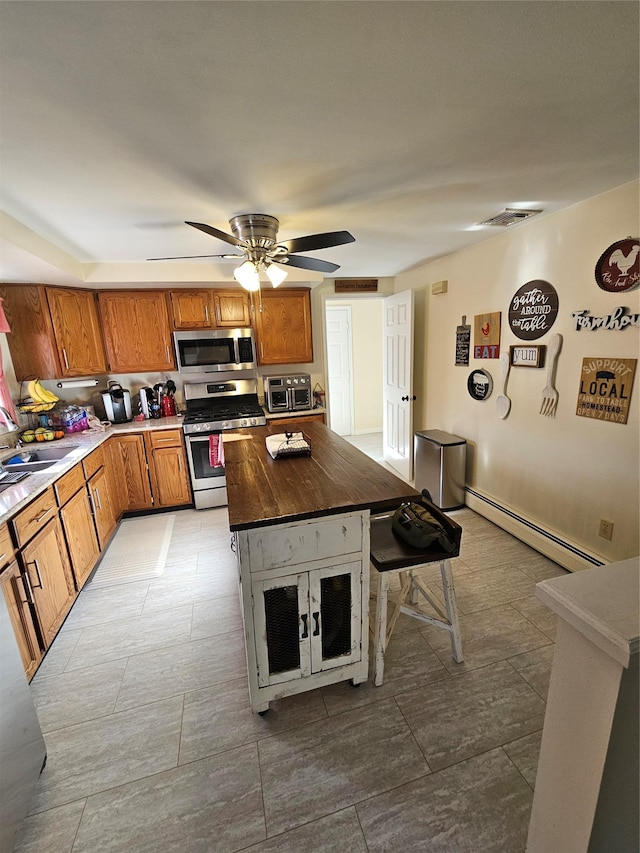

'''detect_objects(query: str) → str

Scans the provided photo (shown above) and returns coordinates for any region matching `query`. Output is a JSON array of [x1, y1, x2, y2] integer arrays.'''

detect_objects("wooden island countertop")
[[224, 421, 419, 531]]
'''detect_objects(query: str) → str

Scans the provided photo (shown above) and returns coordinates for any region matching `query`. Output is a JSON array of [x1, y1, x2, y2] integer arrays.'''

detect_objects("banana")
[[35, 380, 59, 403], [27, 378, 44, 403]]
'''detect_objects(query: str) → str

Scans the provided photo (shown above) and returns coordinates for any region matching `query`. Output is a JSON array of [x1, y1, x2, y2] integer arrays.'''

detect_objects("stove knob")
[[204, 423, 211, 432], [192, 423, 201, 433], [249, 418, 256, 426], [240, 419, 248, 427], [222, 421, 230, 429]]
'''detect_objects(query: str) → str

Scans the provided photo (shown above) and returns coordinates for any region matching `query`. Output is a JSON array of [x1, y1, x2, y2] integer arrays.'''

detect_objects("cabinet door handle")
[[312, 611, 320, 636], [178, 456, 183, 472], [20, 571, 35, 605], [300, 613, 309, 639], [27, 559, 43, 589], [94, 486, 102, 510], [156, 437, 173, 443], [165, 345, 171, 362], [88, 490, 97, 516], [62, 348, 69, 370], [204, 305, 209, 324], [32, 507, 52, 524]]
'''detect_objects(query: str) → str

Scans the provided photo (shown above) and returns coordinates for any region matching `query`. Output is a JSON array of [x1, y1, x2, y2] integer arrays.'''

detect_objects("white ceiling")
[[1, 1, 638, 287]]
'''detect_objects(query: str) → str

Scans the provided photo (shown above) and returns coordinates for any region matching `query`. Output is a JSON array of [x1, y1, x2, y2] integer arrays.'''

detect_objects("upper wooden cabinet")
[[170, 289, 251, 329], [98, 290, 175, 373], [0, 285, 107, 380], [253, 288, 313, 365]]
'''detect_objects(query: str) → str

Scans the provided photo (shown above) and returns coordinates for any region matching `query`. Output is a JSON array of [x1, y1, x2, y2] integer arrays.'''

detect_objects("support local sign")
[[576, 358, 637, 425]]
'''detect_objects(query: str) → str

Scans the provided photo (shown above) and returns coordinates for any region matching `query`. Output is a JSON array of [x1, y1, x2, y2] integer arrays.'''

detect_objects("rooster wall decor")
[[595, 237, 640, 293]]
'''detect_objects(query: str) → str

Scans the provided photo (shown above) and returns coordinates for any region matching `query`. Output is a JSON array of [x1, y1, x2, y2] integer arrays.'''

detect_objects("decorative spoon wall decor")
[[496, 352, 512, 419]]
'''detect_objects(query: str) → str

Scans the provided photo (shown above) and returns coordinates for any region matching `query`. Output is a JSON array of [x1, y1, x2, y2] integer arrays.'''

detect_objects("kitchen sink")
[[4, 444, 80, 472]]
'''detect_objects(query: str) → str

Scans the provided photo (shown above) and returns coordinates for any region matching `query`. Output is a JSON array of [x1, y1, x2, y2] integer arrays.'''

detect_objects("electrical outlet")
[[599, 519, 614, 540]]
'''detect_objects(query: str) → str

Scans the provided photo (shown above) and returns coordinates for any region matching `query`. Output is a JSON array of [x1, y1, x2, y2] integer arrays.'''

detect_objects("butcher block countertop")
[[224, 421, 419, 531]]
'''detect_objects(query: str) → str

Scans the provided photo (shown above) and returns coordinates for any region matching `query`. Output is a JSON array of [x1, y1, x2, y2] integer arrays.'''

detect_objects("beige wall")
[[396, 181, 640, 566]]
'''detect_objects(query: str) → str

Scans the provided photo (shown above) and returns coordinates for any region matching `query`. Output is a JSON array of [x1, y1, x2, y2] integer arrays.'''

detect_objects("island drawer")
[[12, 486, 57, 547], [0, 522, 15, 569], [55, 463, 85, 507], [244, 512, 365, 573]]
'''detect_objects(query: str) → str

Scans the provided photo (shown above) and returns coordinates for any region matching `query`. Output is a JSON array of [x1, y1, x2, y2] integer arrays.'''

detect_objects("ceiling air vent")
[[479, 208, 543, 227]]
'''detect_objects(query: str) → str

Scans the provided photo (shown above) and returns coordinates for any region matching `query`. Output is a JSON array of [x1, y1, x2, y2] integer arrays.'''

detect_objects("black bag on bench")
[[391, 491, 458, 553]]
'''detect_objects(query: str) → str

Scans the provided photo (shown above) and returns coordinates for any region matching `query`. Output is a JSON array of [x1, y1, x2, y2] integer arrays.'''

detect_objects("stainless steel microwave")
[[173, 329, 256, 374]]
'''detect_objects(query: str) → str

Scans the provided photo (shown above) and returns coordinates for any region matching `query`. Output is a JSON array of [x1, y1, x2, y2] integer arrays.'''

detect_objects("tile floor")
[[14, 434, 568, 852]]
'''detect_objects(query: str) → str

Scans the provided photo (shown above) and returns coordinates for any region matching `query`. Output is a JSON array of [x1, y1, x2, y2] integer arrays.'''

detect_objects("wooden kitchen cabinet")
[[59, 483, 100, 590], [268, 413, 325, 426], [20, 518, 76, 649], [212, 290, 251, 327], [0, 284, 106, 380], [45, 287, 107, 376], [145, 430, 192, 508], [253, 288, 313, 365], [1, 559, 42, 680], [109, 434, 153, 511], [82, 445, 117, 547], [98, 290, 175, 373], [170, 289, 251, 329], [170, 290, 213, 329]]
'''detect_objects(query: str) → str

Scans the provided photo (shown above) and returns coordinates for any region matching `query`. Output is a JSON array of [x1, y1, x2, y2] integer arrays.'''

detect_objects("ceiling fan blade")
[[147, 253, 244, 261], [279, 230, 355, 255], [185, 221, 246, 248], [285, 254, 341, 273]]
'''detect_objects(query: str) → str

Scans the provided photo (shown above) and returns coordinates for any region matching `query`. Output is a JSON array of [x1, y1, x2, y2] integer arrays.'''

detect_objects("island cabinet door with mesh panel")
[[235, 510, 370, 714]]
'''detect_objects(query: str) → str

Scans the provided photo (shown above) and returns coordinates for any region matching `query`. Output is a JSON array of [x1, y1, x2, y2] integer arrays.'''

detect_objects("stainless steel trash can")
[[414, 430, 466, 510]]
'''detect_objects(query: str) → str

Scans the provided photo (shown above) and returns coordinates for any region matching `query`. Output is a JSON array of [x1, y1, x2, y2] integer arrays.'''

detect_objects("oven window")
[[178, 338, 236, 368], [188, 436, 226, 480]]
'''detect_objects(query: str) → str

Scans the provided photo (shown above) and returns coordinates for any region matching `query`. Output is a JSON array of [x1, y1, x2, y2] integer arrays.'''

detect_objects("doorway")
[[325, 298, 384, 437]]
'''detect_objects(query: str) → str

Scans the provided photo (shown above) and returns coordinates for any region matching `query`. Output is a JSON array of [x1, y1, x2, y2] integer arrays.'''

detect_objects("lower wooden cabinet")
[[268, 413, 325, 427], [21, 518, 76, 649], [88, 466, 117, 547], [0, 559, 42, 680], [145, 430, 192, 508], [109, 434, 153, 511], [59, 486, 101, 590], [108, 431, 192, 512]]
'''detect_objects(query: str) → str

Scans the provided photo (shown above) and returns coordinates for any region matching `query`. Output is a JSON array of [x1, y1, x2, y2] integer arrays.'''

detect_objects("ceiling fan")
[[148, 214, 355, 290]]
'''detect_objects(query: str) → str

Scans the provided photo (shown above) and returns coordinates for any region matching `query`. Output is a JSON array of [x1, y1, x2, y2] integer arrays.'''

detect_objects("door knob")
[[401, 395, 417, 402]]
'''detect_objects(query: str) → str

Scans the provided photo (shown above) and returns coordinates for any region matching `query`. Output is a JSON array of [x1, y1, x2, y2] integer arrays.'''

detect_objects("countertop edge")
[[0, 417, 186, 527]]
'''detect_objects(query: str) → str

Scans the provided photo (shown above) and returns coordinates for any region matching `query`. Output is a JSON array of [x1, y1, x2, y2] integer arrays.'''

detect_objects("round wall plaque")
[[508, 280, 559, 340], [467, 369, 493, 400], [595, 238, 640, 293]]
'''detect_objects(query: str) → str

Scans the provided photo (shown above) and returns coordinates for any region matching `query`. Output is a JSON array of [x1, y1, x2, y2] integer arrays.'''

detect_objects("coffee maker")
[[100, 381, 132, 423]]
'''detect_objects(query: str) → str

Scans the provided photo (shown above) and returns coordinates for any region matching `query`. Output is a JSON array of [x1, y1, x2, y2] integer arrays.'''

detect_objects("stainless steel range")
[[183, 377, 266, 509]]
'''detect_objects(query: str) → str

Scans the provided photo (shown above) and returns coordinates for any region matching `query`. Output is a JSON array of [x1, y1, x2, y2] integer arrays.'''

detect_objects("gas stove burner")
[[182, 376, 266, 433]]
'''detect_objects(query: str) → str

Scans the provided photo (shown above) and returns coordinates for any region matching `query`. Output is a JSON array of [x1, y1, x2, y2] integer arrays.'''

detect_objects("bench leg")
[[373, 571, 389, 686], [440, 560, 464, 663]]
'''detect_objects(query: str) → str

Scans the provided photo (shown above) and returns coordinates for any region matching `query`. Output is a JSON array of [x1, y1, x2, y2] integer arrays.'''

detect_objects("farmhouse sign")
[[571, 306, 640, 332], [334, 279, 378, 293], [508, 280, 559, 340], [510, 345, 546, 368], [576, 357, 637, 424]]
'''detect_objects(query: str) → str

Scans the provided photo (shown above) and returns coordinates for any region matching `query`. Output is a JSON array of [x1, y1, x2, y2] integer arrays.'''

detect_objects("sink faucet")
[[0, 407, 19, 432]]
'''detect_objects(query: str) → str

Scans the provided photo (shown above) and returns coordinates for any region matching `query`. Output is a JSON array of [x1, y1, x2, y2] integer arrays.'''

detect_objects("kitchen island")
[[224, 421, 418, 713]]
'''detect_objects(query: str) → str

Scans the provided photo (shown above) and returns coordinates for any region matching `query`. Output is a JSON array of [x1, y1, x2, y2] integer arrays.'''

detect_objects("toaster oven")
[[263, 374, 312, 413]]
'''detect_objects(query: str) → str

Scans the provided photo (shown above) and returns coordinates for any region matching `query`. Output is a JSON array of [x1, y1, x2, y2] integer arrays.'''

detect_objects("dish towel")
[[209, 434, 225, 468]]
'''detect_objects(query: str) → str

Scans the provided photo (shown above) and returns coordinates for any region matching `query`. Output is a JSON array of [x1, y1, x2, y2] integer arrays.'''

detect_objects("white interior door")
[[383, 289, 415, 482], [325, 305, 353, 435]]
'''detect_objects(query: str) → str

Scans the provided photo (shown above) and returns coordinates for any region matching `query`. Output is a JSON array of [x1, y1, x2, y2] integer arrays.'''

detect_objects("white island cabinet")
[[224, 421, 418, 714]]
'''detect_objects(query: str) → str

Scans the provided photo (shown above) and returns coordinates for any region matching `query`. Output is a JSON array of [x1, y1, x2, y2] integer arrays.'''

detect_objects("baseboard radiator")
[[464, 488, 605, 573]]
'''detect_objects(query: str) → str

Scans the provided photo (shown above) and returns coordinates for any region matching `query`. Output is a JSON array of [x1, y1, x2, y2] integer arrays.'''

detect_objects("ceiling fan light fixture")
[[234, 260, 260, 291], [264, 263, 288, 287]]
